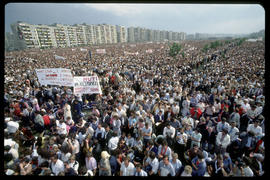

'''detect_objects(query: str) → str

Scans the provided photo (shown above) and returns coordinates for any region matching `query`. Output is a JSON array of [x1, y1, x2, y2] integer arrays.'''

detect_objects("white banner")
[[124, 51, 139, 55], [73, 76, 102, 95], [129, 44, 136, 47], [35, 68, 73, 87], [146, 49, 153, 53], [96, 49, 106, 54], [54, 55, 66, 60], [80, 48, 87, 52]]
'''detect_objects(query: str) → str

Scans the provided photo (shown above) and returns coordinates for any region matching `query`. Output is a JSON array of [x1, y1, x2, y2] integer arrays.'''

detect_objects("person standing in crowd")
[[120, 157, 135, 176], [158, 155, 175, 176], [99, 151, 111, 176]]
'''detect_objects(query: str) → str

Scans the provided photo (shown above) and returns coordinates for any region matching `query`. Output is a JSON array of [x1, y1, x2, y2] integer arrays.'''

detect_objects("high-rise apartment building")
[[9, 21, 186, 49], [127, 27, 135, 43]]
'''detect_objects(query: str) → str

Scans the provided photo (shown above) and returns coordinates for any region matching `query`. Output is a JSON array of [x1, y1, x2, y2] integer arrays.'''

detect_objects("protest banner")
[[35, 68, 73, 87], [73, 76, 102, 95], [124, 51, 139, 55], [96, 49, 106, 54], [54, 55, 66, 60], [80, 48, 88, 52], [146, 49, 153, 53]]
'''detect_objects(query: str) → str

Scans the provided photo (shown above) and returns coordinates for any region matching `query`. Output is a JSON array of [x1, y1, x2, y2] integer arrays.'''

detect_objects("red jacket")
[[190, 107, 202, 119], [43, 115, 50, 126]]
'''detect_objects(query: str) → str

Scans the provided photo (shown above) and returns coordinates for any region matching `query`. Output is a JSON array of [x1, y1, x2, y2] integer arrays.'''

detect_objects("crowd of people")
[[4, 39, 265, 176]]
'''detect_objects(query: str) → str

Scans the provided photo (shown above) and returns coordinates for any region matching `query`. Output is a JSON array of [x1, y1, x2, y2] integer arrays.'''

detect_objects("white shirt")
[[176, 132, 188, 144], [216, 122, 230, 133], [120, 162, 135, 176], [108, 136, 119, 151], [57, 122, 67, 135], [95, 127, 105, 139], [247, 124, 262, 137], [145, 157, 159, 174], [172, 105, 180, 115], [163, 126, 176, 139], [4, 138, 19, 150], [9, 148, 19, 160], [170, 159, 182, 174], [71, 139, 80, 154], [51, 159, 65, 175], [216, 132, 230, 148], [69, 161, 79, 174], [6, 121, 19, 134], [228, 126, 239, 142], [86, 126, 95, 137], [134, 169, 148, 176]]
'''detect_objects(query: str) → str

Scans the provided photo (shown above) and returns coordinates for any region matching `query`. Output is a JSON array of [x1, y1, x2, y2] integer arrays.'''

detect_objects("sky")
[[5, 3, 265, 34]]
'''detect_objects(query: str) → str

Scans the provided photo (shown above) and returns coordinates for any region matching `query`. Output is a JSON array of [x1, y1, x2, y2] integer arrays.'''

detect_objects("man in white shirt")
[[158, 155, 176, 176], [172, 102, 180, 117], [246, 120, 262, 149], [50, 155, 65, 175], [120, 157, 135, 176], [5, 118, 19, 134], [94, 123, 105, 140], [216, 117, 230, 133], [57, 119, 67, 135], [163, 123, 175, 147], [142, 122, 152, 145], [228, 121, 239, 143], [247, 120, 262, 138], [134, 163, 148, 176], [108, 132, 119, 153], [144, 151, 159, 176], [216, 128, 230, 154]]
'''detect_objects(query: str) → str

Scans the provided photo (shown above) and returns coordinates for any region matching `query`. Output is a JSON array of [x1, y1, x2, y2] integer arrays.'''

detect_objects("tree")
[[202, 44, 209, 53], [169, 43, 181, 58]]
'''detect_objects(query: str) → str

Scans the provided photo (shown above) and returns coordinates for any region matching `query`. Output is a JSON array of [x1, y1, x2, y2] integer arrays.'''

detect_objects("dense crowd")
[[4, 39, 265, 176]]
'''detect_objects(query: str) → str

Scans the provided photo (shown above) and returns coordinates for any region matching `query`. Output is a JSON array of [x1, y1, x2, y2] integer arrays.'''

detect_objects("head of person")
[[230, 121, 236, 128], [254, 119, 260, 127], [135, 163, 142, 172], [70, 155, 76, 163], [101, 151, 110, 160], [163, 155, 170, 165], [221, 117, 227, 123], [149, 151, 156, 160], [222, 128, 228, 135], [172, 153, 178, 161], [183, 165, 192, 175], [50, 154, 58, 164], [86, 152, 93, 159], [124, 157, 130, 167]]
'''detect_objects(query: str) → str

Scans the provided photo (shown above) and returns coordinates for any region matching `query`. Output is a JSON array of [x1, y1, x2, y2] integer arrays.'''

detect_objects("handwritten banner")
[[96, 49, 106, 54], [73, 76, 102, 95], [35, 68, 73, 87]]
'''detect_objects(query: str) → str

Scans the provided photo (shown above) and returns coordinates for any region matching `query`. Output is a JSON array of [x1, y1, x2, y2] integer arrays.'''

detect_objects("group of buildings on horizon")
[[5, 21, 265, 52], [5, 21, 187, 51]]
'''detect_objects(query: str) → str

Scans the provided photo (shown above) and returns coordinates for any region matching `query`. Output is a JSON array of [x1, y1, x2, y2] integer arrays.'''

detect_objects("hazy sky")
[[5, 3, 265, 34]]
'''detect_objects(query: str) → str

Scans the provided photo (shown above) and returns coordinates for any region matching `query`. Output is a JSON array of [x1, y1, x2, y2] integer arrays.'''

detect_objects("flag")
[[54, 55, 66, 60]]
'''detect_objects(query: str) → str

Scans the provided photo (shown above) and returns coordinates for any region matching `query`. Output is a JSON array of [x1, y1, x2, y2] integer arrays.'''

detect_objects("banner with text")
[[96, 49, 106, 54], [73, 76, 102, 95], [35, 68, 74, 87]]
